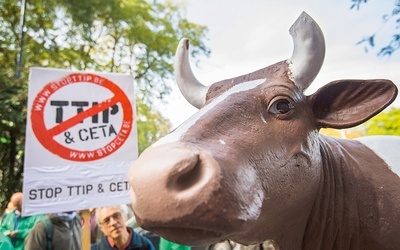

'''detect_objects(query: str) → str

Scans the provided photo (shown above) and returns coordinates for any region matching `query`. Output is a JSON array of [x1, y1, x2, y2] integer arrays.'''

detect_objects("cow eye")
[[269, 99, 293, 114]]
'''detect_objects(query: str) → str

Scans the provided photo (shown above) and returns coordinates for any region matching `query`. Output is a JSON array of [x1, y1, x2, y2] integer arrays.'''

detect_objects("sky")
[[159, 0, 400, 128]]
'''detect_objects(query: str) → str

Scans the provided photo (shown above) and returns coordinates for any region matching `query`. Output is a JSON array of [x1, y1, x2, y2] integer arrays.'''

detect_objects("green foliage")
[[136, 98, 171, 153], [364, 107, 400, 135], [0, 73, 27, 208], [0, 0, 209, 210]]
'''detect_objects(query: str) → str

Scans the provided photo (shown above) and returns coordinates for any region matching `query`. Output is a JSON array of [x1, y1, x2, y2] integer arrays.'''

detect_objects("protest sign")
[[22, 67, 138, 216]]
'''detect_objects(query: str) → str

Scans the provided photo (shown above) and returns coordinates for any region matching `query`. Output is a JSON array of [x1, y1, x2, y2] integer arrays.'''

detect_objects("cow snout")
[[128, 143, 222, 225]]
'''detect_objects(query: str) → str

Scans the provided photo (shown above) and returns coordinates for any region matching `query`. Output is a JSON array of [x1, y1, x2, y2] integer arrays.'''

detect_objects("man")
[[0, 192, 43, 250], [24, 211, 81, 249], [91, 205, 154, 250]]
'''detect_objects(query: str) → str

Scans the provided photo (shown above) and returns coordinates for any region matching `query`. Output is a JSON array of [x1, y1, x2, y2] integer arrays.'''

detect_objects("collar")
[[107, 227, 133, 250]]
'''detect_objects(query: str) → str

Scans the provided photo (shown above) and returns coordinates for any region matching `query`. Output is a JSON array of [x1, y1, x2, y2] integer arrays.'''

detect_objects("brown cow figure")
[[128, 12, 400, 250]]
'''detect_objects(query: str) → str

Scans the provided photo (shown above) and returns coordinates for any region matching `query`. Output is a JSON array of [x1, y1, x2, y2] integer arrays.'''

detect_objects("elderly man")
[[91, 205, 154, 250], [0, 192, 43, 250]]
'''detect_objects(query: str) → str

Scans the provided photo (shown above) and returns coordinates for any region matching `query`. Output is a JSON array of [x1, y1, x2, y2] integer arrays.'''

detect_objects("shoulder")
[[21, 214, 45, 225], [1, 211, 15, 222], [23, 214, 44, 220], [129, 227, 154, 249], [90, 243, 99, 250], [91, 236, 111, 250], [25, 219, 47, 240], [31, 219, 46, 231]]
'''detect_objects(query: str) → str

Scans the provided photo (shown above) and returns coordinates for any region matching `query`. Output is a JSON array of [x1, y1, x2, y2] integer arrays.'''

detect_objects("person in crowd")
[[91, 205, 154, 250], [159, 237, 190, 250], [89, 208, 104, 244], [127, 213, 160, 249], [24, 211, 81, 249], [0, 192, 44, 250]]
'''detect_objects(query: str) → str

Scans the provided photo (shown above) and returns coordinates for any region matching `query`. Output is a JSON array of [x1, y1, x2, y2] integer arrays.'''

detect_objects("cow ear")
[[309, 79, 398, 129]]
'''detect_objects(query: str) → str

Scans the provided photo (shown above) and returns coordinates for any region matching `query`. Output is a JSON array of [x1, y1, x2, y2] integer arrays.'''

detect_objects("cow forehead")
[[153, 78, 268, 147]]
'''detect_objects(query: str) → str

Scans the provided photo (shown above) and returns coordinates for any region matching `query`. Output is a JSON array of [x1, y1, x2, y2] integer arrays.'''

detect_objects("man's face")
[[98, 207, 127, 240]]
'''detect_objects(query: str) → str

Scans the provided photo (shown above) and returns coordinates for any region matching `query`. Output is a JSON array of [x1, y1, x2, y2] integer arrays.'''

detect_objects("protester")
[[89, 208, 104, 244], [159, 237, 190, 250], [0, 192, 44, 250], [91, 205, 154, 250], [127, 213, 160, 249], [24, 211, 81, 249]]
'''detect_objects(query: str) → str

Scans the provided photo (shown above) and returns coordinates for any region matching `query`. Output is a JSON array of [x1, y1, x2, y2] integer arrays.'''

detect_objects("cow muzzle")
[[128, 143, 222, 238]]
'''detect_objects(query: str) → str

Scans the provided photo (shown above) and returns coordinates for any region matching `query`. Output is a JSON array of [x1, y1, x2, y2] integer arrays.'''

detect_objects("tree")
[[364, 107, 400, 135], [350, 0, 400, 57], [136, 98, 171, 153], [0, 0, 209, 210], [0, 74, 27, 208]]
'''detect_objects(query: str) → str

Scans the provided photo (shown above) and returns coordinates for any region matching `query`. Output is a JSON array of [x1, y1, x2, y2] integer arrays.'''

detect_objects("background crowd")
[[0, 192, 275, 250]]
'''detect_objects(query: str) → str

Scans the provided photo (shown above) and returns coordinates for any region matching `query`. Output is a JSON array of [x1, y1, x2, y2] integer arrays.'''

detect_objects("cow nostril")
[[174, 162, 202, 191], [167, 156, 202, 192]]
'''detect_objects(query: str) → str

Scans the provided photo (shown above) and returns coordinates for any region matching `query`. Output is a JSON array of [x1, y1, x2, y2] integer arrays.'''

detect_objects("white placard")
[[22, 67, 138, 216]]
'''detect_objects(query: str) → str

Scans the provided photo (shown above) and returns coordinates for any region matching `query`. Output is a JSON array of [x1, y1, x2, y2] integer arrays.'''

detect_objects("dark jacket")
[[91, 227, 154, 250], [24, 214, 81, 250]]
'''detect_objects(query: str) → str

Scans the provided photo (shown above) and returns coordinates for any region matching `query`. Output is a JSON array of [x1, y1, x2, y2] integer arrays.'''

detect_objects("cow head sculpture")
[[128, 12, 398, 247]]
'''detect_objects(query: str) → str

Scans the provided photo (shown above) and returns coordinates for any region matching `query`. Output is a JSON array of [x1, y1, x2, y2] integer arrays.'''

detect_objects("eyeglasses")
[[99, 212, 122, 226]]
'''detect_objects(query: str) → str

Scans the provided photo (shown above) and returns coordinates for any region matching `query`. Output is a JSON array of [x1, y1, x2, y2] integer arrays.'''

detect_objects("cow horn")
[[288, 11, 325, 91], [174, 38, 209, 109]]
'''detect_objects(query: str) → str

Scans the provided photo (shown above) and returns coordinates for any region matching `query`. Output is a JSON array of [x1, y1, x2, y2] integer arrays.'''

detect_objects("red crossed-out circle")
[[31, 73, 133, 161]]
